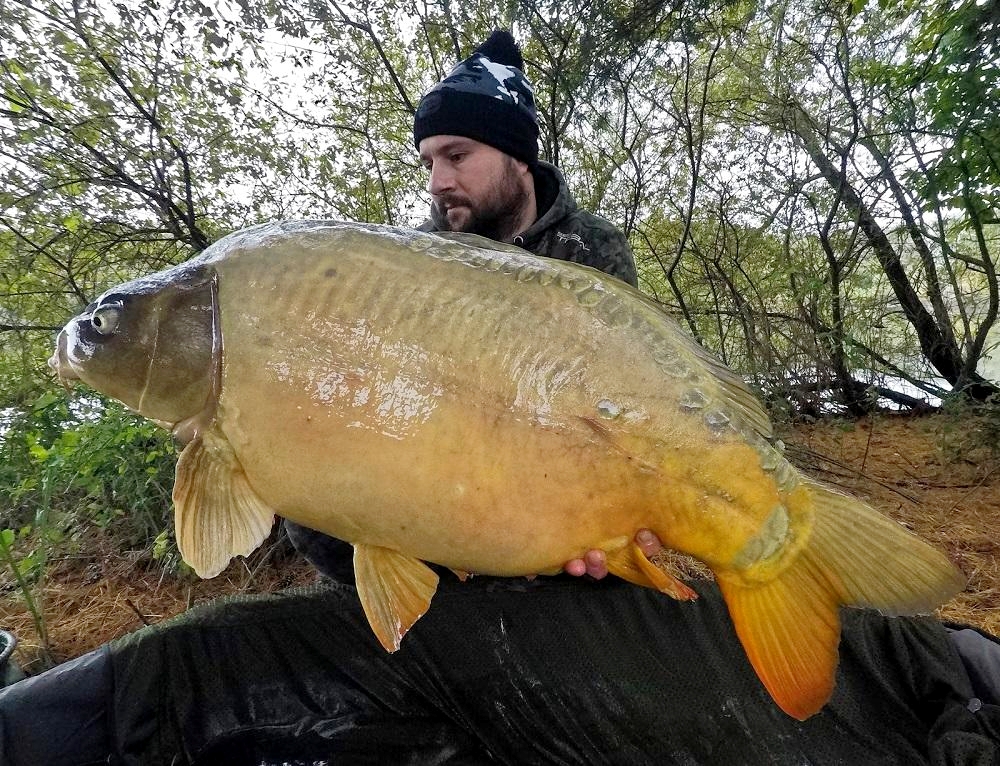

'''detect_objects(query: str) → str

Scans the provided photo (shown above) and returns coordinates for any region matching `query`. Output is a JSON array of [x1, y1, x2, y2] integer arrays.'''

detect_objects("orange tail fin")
[[717, 479, 964, 720]]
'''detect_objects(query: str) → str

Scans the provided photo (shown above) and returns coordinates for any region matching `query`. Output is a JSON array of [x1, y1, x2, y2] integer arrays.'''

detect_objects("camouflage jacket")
[[419, 161, 638, 287]]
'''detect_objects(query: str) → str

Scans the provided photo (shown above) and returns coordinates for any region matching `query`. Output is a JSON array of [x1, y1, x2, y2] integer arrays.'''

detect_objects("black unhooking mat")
[[2, 577, 999, 765]]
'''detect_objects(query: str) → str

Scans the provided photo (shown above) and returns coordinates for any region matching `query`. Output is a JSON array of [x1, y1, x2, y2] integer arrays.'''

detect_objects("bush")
[[933, 394, 1000, 463], [1, 388, 177, 559]]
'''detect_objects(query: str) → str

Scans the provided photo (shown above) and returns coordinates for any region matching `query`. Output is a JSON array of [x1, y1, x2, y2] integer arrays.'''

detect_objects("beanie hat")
[[413, 30, 539, 165]]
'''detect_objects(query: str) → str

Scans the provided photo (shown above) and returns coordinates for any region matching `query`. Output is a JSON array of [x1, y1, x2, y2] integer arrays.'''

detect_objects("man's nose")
[[427, 163, 454, 195]]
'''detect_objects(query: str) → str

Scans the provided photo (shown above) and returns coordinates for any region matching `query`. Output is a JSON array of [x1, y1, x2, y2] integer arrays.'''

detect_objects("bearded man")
[[412, 31, 636, 284]]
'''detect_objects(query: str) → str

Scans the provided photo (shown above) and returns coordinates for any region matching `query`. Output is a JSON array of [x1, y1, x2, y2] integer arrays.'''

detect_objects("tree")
[[742, 0, 999, 401]]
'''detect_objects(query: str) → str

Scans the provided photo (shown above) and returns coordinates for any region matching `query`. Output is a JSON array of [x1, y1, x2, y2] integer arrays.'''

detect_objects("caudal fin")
[[717, 479, 965, 720]]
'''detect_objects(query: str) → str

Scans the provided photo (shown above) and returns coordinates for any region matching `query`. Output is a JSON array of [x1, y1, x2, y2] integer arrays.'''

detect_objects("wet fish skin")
[[49, 220, 965, 720]]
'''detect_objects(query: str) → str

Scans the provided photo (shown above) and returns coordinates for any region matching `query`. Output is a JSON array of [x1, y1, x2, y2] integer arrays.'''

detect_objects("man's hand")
[[563, 529, 662, 579]]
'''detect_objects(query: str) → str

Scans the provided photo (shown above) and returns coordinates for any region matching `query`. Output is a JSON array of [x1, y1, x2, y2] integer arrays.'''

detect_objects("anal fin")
[[173, 428, 275, 579], [354, 544, 439, 652], [605, 539, 698, 601]]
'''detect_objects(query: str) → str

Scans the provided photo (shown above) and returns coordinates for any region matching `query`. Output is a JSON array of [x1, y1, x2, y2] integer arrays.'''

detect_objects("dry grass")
[[1, 537, 317, 674], [780, 414, 1000, 636], [3, 413, 998, 675]]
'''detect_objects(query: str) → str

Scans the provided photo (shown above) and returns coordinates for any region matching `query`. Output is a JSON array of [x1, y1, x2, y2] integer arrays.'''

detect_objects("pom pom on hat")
[[413, 30, 539, 165], [474, 30, 524, 69]]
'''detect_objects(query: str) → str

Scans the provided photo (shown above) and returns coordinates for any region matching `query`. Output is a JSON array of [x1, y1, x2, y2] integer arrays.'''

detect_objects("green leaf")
[[62, 211, 83, 231], [64, 180, 88, 197], [16, 553, 40, 578]]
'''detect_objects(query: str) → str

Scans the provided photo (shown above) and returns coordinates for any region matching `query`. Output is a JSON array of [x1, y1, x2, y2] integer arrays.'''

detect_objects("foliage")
[[0, 386, 174, 656], [702, 0, 1000, 406], [901, 0, 1000, 214], [0, 524, 53, 667], [1, 390, 176, 554]]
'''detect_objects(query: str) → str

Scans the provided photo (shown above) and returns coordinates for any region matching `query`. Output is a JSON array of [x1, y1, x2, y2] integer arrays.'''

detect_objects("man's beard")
[[434, 160, 529, 241]]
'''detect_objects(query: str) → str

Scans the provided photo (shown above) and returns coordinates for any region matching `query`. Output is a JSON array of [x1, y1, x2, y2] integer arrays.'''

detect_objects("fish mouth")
[[48, 328, 81, 384]]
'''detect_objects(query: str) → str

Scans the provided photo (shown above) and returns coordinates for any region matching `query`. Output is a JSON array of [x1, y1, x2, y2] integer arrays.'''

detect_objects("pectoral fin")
[[354, 544, 440, 652], [173, 427, 275, 579], [605, 539, 699, 601]]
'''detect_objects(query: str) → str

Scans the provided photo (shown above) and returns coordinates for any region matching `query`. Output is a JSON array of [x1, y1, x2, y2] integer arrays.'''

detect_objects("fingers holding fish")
[[564, 548, 608, 579], [564, 530, 662, 579]]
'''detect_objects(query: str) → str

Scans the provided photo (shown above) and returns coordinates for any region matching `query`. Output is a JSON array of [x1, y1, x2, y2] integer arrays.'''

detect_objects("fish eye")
[[90, 304, 122, 336]]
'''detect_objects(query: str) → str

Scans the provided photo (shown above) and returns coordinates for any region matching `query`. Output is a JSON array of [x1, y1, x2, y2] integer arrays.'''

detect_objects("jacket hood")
[[517, 161, 575, 247]]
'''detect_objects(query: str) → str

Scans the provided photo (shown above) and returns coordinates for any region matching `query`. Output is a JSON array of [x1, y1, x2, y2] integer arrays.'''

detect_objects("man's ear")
[[513, 157, 532, 180]]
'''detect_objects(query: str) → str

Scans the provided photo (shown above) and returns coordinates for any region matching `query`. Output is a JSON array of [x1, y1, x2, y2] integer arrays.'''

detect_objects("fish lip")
[[48, 328, 81, 383]]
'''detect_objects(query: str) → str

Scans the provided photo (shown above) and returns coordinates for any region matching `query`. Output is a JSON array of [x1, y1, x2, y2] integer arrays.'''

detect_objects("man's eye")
[[450, 153, 465, 163]]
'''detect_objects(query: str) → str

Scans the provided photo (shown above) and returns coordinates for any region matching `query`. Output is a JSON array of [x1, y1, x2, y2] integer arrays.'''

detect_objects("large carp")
[[49, 220, 964, 720]]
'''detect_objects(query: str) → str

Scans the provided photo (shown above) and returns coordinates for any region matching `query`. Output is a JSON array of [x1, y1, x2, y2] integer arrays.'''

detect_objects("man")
[[414, 30, 635, 283], [2, 30, 999, 766]]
